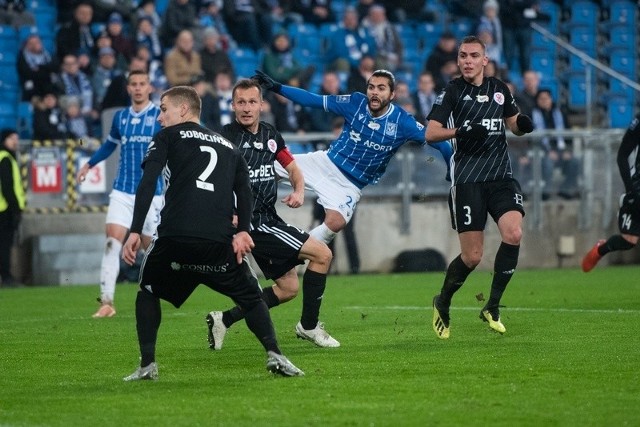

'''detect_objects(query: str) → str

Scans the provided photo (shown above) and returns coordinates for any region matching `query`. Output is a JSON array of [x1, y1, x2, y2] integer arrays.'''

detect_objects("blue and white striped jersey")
[[279, 86, 451, 188], [107, 102, 163, 195]]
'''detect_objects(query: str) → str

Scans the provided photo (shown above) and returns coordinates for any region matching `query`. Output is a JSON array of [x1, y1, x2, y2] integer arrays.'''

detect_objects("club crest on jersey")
[[145, 116, 155, 126], [385, 123, 397, 136], [253, 141, 263, 150], [267, 139, 277, 153], [476, 95, 489, 103], [494, 92, 505, 105], [130, 117, 141, 125], [337, 95, 350, 103], [368, 121, 380, 130]]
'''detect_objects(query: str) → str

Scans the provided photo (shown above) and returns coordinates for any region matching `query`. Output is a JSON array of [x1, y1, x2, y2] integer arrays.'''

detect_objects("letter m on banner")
[[31, 147, 63, 193]]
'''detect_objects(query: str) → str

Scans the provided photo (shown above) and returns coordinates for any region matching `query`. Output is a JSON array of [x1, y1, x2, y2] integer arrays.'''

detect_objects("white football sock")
[[99, 237, 122, 303], [309, 223, 337, 245]]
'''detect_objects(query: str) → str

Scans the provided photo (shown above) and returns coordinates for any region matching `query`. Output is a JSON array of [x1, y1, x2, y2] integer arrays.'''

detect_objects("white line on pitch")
[[344, 306, 640, 314]]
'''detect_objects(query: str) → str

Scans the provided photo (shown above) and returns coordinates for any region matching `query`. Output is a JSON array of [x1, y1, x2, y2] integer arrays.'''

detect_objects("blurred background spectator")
[[17, 34, 58, 102], [325, 6, 375, 72], [361, 3, 402, 72], [262, 31, 315, 89], [163, 29, 202, 86]]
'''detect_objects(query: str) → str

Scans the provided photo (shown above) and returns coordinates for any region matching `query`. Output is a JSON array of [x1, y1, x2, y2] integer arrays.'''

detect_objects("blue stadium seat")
[[530, 50, 556, 77], [608, 48, 636, 77], [569, 1, 600, 27], [0, 25, 18, 56], [417, 22, 444, 52], [538, 0, 561, 30], [17, 102, 33, 139], [288, 22, 322, 53], [567, 72, 597, 110], [230, 48, 261, 79], [539, 79, 559, 101], [608, 0, 637, 27], [569, 25, 597, 55], [569, 54, 589, 72], [449, 18, 473, 40], [608, 96, 634, 128], [607, 23, 636, 49], [531, 31, 557, 53]]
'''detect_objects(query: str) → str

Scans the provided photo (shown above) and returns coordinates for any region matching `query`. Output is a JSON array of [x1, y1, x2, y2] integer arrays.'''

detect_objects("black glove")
[[251, 70, 282, 93], [455, 123, 488, 140], [516, 114, 534, 133]]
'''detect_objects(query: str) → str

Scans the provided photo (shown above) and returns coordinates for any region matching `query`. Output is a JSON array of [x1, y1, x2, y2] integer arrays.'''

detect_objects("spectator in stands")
[[411, 71, 437, 126], [105, 12, 136, 63], [135, 15, 163, 64], [60, 95, 91, 139], [500, 0, 537, 74], [101, 55, 149, 110], [222, 0, 273, 52], [267, 90, 310, 135], [262, 32, 315, 90], [136, 0, 161, 30], [200, 27, 234, 83], [54, 53, 95, 124], [346, 54, 375, 93], [514, 69, 540, 117], [379, 0, 436, 24], [91, 46, 122, 112], [90, 0, 136, 25], [0, 128, 25, 288], [94, 30, 128, 73], [478, 30, 503, 70], [307, 70, 342, 139], [32, 90, 69, 141], [191, 73, 220, 131], [212, 69, 234, 128], [361, 3, 403, 72], [198, 0, 236, 50], [0, 0, 35, 28], [164, 29, 203, 87], [159, 0, 199, 48], [325, 6, 376, 73], [531, 89, 580, 200], [17, 33, 58, 102], [424, 31, 457, 84], [135, 45, 167, 105], [477, 0, 504, 68], [434, 59, 459, 92], [288, 0, 335, 27], [55, 1, 95, 62], [484, 58, 503, 79]]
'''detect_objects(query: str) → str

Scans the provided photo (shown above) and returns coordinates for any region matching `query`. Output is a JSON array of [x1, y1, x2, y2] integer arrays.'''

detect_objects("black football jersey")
[[221, 121, 287, 229], [134, 122, 252, 243], [618, 114, 640, 194], [428, 76, 520, 184]]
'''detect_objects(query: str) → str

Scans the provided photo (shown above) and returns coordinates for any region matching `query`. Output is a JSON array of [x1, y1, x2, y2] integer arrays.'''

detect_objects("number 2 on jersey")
[[196, 146, 218, 192]]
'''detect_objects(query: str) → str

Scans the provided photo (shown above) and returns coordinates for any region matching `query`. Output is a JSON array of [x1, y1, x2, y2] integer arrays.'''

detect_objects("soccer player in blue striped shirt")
[[253, 69, 452, 245], [77, 70, 163, 318]]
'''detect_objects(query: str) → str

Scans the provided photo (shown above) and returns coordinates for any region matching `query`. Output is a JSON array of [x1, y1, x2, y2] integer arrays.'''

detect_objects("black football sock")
[[135, 289, 161, 367], [243, 300, 280, 354], [438, 255, 473, 308], [300, 270, 327, 330], [487, 242, 520, 309], [222, 286, 281, 328], [600, 235, 635, 256]]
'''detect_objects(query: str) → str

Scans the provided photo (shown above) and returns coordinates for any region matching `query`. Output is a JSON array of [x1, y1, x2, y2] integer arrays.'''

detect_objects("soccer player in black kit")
[[121, 85, 303, 380], [582, 113, 640, 272], [205, 79, 337, 349], [425, 36, 534, 339]]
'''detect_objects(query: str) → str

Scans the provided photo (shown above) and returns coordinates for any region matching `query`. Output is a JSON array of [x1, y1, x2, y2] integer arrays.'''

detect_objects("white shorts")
[[275, 150, 361, 223], [106, 189, 164, 237]]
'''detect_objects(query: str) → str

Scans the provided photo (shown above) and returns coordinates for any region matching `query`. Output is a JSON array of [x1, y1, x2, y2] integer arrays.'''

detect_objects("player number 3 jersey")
[[428, 77, 520, 184]]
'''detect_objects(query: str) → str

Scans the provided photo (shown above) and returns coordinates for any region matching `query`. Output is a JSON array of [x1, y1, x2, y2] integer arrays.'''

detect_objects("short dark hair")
[[367, 69, 396, 92], [235, 78, 263, 99], [459, 35, 486, 51]]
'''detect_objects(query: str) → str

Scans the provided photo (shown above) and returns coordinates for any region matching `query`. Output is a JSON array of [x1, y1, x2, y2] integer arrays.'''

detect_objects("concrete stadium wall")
[[12, 197, 639, 286]]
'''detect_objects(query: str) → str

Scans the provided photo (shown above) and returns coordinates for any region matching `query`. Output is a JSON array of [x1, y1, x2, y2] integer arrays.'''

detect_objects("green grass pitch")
[[1, 266, 639, 426]]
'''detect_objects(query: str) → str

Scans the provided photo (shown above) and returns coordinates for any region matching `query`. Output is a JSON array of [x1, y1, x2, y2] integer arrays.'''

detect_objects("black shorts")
[[139, 237, 262, 309], [251, 221, 309, 280], [618, 194, 640, 236], [448, 179, 526, 232]]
